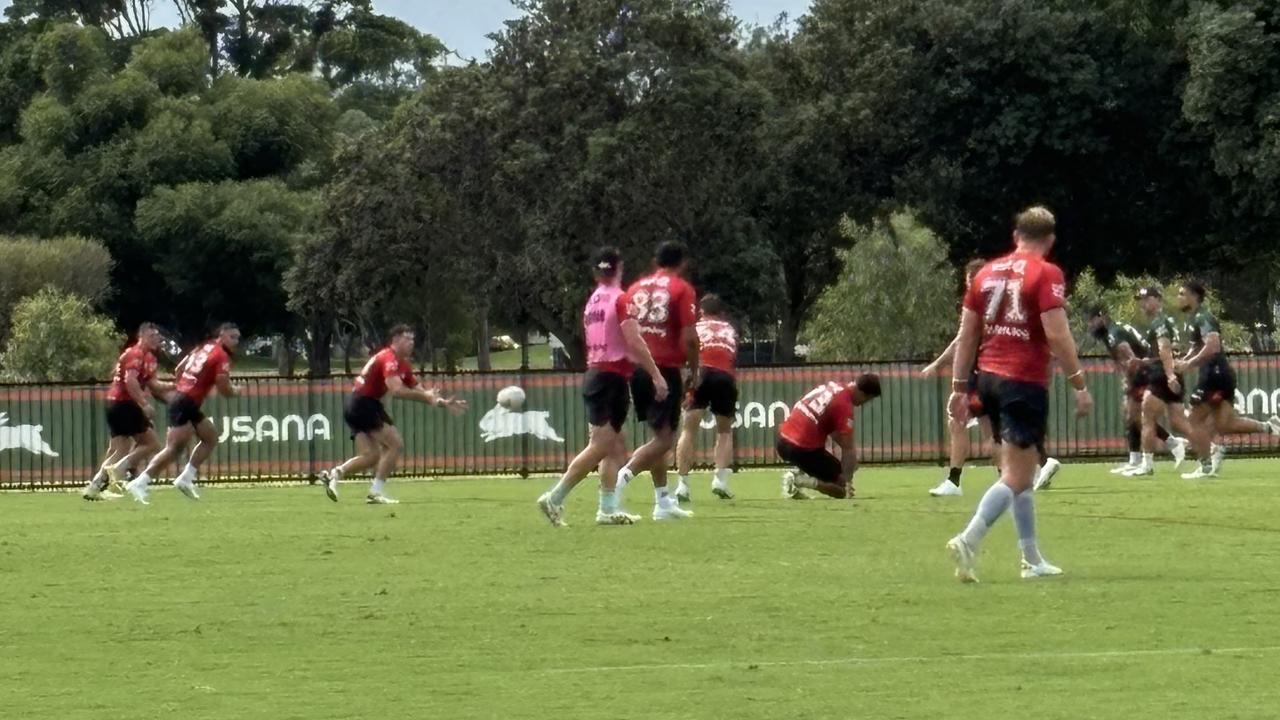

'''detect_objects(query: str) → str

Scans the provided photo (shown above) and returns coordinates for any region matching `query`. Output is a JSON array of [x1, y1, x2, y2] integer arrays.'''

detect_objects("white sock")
[[547, 476, 572, 505], [134, 472, 152, 488], [371, 477, 386, 495], [1011, 490, 1043, 565], [959, 482, 1015, 548], [1142, 452, 1155, 468], [676, 474, 689, 488], [92, 466, 107, 484], [714, 468, 731, 485], [179, 463, 197, 480], [1128, 451, 1141, 465], [616, 465, 634, 489], [793, 473, 819, 490], [655, 486, 671, 505]]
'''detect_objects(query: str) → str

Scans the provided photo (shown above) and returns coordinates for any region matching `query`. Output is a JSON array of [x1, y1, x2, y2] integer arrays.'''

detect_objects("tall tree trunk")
[[476, 305, 492, 371], [307, 321, 332, 377], [777, 305, 799, 363]]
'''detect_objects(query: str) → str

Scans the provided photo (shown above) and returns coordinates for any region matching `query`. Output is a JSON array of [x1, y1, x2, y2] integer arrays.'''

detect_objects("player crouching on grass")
[[125, 323, 242, 504], [84, 323, 172, 501], [674, 293, 739, 501], [321, 324, 466, 505], [776, 374, 882, 499]]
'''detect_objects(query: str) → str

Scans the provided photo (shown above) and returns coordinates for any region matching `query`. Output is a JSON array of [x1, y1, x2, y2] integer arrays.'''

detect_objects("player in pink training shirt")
[[536, 247, 667, 528]]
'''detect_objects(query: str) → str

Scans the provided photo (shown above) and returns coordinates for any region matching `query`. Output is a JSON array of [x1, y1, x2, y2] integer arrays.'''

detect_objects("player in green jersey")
[[1173, 280, 1280, 478]]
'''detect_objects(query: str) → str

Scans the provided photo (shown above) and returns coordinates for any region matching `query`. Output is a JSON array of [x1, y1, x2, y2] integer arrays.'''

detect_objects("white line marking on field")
[[539, 645, 1280, 674]]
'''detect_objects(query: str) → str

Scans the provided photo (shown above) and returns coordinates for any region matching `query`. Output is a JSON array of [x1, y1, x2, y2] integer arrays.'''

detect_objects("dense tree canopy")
[[1, 0, 1279, 377]]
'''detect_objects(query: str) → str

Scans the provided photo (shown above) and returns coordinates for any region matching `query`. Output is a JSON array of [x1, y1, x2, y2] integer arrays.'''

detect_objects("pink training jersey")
[[584, 283, 632, 376]]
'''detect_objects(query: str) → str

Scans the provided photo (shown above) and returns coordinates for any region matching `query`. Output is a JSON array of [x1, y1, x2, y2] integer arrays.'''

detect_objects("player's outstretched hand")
[[1074, 388, 1094, 417], [445, 398, 468, 416], [946, 391, 969, 423]]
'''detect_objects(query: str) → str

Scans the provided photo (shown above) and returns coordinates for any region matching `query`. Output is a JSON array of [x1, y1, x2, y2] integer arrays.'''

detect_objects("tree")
[[805, 212, 958, 361], [134, 178, 319, 342], [0, 235, 113, 345], [0, 287, 120, 381]]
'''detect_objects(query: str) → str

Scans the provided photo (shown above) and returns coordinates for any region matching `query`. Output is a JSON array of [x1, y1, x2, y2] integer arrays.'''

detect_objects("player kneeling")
[[775, 374, 881, 499]]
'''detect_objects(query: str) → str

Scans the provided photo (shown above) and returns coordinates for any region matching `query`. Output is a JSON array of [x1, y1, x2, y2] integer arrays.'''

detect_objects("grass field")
[[3, 460, 1279, 719]]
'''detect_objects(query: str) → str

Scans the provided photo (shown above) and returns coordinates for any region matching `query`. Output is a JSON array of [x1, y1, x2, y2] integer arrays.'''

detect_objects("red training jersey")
[[354, 347, 419, 400], [106, 344, 158, 403], [616, 269, 698, 369], [175, 341, 232, 406], [963, 250, 1067, 386], [779, 381, 856, 450], [697, 318, 737, 374]]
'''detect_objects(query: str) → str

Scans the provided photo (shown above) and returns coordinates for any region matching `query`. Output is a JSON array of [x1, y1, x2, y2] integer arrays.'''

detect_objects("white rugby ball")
[[497, 385, 526, 410]]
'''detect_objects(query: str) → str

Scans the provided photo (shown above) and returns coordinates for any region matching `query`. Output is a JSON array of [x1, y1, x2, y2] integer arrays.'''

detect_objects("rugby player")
[[614, 241, 698, 521], [1123, 287, 1196, 476], [83, 323, 171, 501], [124, 323, 242, 504], [536, 248, 667, 527], [945, 207, 1093, 582], [673, 294, 738, 501], [923, 260, 1063, 495], [321, 324, 466, 504], [776, 374, 881, 499], [1087, 306, 1187, 473], [1174, 280, 1280, 478]]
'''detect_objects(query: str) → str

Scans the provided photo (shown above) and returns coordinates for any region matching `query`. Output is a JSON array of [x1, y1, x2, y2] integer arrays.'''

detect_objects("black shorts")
[[583, 369, 630, 432], [631, 366, 684, 431], [167, 393, 205, 428], [344, 393, 392, 435], [1191, 360, 1237, 406], [688, 367, 738, 418], [106, 400, 151, 438], [1125, 368, 1150, 403], [1142, 364, 1185, 404], [974, 372, 1048, 449], [776, 438, 843, 485]]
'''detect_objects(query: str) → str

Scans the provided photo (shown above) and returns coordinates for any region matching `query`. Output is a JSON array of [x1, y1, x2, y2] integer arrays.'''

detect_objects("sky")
[[0, 1, 814, 61]]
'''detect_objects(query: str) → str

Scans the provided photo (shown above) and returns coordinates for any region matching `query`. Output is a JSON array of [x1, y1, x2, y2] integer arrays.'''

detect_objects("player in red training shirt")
[[321, 324, 466, 504], [125, 323, 243, 504], [83, 323, 172, 501], [776, 374, 882, 499], [614, 241, 699, 521], [945, 207, 1093, 583], [674, 294, 739, 501]]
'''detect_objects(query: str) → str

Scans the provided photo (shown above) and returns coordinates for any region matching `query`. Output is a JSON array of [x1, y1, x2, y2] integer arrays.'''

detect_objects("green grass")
[[3, 460, 1280, 719]]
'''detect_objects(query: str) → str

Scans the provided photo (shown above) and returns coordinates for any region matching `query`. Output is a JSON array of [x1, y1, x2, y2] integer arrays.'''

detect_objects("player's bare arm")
[[836, 432, 858, 483], [1042, 307, 1093, 417], [124, 369, 154, 419], [1156, 336, 1181, 395], [420, 384, 469, 415], [921, 335, 959, 377], [1175, 331, 1221, 373], [214, 372, 241, 398], [946, 308, 982, 421], [682, 323, 700, 387], [621, 318, 668, 402]]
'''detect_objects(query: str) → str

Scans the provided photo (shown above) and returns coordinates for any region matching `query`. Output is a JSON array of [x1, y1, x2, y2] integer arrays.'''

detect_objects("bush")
[[0, 288, 120, 382], [805, 211, 958, 361], [0, 235, 113, 342]]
